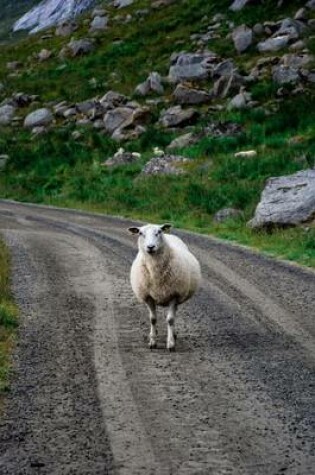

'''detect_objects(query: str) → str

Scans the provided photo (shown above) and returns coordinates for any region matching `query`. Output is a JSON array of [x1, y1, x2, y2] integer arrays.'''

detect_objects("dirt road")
[[0, 200, 314, 475]]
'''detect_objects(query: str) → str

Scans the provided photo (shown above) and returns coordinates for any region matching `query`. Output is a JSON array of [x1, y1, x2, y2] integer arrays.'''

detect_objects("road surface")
[[0, 200, 314, 475]]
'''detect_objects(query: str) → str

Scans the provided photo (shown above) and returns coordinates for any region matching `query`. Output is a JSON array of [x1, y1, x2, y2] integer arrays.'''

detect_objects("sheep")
[[128, 223, 201, 351]]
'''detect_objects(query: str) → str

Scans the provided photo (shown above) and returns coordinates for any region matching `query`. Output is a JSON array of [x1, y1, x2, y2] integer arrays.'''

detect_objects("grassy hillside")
[[0, 0, 314, 266]]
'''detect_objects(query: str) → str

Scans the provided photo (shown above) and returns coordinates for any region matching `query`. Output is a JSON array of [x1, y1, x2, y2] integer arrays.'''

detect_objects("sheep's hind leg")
[[145, 298, 157, 349], [166, 299, 177, 351]]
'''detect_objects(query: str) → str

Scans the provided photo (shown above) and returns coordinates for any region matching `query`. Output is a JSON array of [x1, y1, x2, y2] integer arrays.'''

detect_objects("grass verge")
[[0, 239, 18, 413]]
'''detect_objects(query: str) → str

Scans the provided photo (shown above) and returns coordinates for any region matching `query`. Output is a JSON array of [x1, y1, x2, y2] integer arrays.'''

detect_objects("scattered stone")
[[103, 106, 149, 138], [228, 88, 252, 110], [306, 0, 315, 10], [272, 65, 300, 84], [159, 105, 199, 128], [173, 84, 211, 105], [6, 61, 22, 71], [38, 49, 52, 62], [103, 151, 139, 167], [168, 51, 217, 83], [229, 0, 254, 11], [141, 154, 191, 175], [232, 24, 253, 53], [90, 15, 108, 32], [11, 92, 33, 108], [294, 8, 308, 21], [0, 155, 9, 170], [214, 208, 243, 222], [167, 132, 200, 150], [31, 126, 47, 136], [100, 90, 128, 108], [61, 39, 94, 58], [204, 121, 243, 137], [257, 36, 290, 52], [0, 105, 16, 126], [55, 21, 77, 37], [289, 40, 306, 51], [92, 8, 107, 17], [135, 72, 164, 96], [249, 169, 315, 228], [24, 108, 53, 128], [71, 131, 82, 140], [113, 0, 134, 8]]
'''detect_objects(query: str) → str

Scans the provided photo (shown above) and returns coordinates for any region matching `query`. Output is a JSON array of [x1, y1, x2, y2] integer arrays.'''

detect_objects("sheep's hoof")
[[149, 340, 157, 350], [168, 346, 176, 353]]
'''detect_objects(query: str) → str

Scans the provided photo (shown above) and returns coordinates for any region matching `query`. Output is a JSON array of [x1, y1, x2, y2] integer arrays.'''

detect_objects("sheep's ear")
[[128, 227, 140, 235], [161, 223, 172, 233]]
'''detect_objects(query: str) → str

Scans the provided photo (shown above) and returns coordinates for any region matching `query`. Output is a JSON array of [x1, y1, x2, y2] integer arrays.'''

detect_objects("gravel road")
[[0, 200, 314, 475]]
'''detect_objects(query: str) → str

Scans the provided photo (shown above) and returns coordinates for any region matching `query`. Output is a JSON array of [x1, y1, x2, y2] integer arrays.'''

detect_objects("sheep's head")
[[128, 223, 172, 255]]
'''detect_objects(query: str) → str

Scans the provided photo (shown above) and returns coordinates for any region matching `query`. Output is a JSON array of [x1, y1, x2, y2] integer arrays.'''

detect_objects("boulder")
[[257, 36, 290, 52], [232, 25, 253, 53], [173, 84, 211, 105], [0, 105, 16, 126], [274, 18, 306, 40], [249, 169, 315, 228], [100, 90, 128, 108], [24, 108, 53, 128], [214, 208, 243, 222], [168, 51, 217, 83], [159, 105, 199, 128], [141, 154, 191, 175]]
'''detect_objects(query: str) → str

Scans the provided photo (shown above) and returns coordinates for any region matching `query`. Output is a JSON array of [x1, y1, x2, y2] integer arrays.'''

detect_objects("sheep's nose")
[[147, 245, 155, 253]]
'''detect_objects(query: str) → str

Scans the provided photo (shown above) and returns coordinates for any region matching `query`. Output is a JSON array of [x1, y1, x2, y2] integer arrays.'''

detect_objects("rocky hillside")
[[0, 0, 314, 263]]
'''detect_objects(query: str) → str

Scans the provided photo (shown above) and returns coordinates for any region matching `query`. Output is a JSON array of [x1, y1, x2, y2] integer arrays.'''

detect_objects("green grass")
[[0, 239, 18, 411]]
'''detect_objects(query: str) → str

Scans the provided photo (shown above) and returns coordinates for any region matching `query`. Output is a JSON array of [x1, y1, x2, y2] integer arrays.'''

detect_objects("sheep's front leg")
[[145, 298, 157, 349], [166, 299, 177, 351]]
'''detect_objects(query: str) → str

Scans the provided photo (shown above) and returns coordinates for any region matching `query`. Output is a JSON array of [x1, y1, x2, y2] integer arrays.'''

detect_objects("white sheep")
[[128, 223, 201, 351]]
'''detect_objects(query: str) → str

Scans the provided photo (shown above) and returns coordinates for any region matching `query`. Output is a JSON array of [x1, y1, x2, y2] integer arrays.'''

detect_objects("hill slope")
[[0, 0, 314, 265]]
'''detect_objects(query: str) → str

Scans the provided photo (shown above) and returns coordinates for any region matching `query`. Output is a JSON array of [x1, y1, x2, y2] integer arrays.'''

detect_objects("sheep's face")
[[128, 223, 172, 255]]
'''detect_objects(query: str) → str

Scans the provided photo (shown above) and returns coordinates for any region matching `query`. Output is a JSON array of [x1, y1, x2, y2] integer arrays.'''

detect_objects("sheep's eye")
[[139, 231, 143, 236], [156, 230, 161, 236]]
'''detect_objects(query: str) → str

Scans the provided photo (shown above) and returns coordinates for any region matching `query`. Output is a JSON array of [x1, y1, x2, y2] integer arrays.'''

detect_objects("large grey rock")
[[275, 18, 307, 40], [228, 89, 252, 109], [232, 25, 253, 53], [249, 169, 315, 228], [100, 90, 128, 108], [257, 35, 290, 52], [0, 105, 16, 126], [141, 154, 191, 176], [24, 108, 53, 128], [173, 84, 211, 105], [168, 51, 217, 83], [13, 0, 96, 34], [159, 105, 199, 128]]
